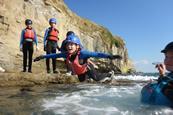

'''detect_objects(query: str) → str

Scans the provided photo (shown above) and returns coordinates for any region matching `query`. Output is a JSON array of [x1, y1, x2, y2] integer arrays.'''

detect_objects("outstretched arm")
[[108, 55, 122, 59], [80, 50, 122, 60], [34, 53, 66, 62]]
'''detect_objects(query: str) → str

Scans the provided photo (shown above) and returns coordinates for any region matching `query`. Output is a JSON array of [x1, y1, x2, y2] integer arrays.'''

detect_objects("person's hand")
[[109, 55, 122, 60], [34, 55, 44, 62], [57, 46, 60, 51], [20, 48, 22, 52], [155, 63, 166, 76], [20, 46, 22, 52], [44, 47, 47, 51]]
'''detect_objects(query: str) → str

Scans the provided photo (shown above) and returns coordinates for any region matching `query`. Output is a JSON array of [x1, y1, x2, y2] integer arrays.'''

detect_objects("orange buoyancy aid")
[[66, 52, 88, 75], [24, 28, 35, 40], [48, 28, 59, 41]]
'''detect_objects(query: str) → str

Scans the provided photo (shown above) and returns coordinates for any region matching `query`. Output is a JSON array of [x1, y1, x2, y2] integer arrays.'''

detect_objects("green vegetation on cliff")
[[101, 27, 124, 48], [76, 18, 125, 49]]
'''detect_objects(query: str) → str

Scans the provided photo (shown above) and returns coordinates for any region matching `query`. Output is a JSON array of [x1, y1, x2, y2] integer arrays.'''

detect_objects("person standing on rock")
[[34, 35, 122, 82], [20, 19, 38, 73], [44, 18, 60, 73]]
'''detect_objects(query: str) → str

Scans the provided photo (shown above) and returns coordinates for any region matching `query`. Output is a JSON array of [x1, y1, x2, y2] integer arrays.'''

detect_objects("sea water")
[[0, 74, 173, 115]]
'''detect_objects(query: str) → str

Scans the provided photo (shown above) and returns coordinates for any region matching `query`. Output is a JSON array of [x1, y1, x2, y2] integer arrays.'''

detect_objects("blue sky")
[[64, 0, 173, 72]]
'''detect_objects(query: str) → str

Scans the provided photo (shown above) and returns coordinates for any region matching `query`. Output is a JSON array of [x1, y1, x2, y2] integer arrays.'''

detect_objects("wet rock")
[[0, 72, 79, 87], [20, 87, 33, 92]]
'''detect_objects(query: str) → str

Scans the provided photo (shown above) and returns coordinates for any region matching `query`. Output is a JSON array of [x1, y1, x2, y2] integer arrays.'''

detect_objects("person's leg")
[[78, 74, 87, 82], [22, 43, 27, 72], [28, 42, 33, 72], [52, 48, 57, 73], [52, 42, 58, 73], [86, 64, 103, 81], [46, 42, 51, 73], [87, 64, 112, 82]]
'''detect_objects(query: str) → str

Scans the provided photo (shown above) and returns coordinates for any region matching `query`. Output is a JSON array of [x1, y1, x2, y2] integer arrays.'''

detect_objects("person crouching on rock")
[[20, 19, 38, 73], [34, 35, 122, 82], [44, 18, 60, 74], [60, 31, 99, 76], [155, 42, 173, 103]]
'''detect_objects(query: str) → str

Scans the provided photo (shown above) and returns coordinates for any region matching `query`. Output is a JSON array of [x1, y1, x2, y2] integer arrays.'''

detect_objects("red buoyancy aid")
[[66, 52, 87, 75], [24, 28, 35, 40], [48, 28, 59, 41]]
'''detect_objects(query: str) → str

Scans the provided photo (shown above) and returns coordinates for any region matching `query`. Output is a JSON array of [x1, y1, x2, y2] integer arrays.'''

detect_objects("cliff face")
[[0, 0, 134, 73]]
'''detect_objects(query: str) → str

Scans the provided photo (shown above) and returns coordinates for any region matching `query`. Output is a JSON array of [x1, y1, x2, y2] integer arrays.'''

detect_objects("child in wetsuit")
[[20, 19, 38, 73], [43, 18, 60, 73], [34, 35, 122, 82], [60, 31, 99, 76]]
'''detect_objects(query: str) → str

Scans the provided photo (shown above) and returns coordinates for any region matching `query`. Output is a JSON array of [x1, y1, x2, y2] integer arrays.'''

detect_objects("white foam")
[[120, 111, 131, 115], [41, 84, 172, 115], [113, 75, 158, 81], [41, 84, 143, 115], [162, 108, 173, 114]]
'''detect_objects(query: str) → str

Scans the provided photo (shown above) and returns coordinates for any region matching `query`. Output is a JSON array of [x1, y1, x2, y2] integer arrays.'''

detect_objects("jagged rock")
[[0, 15, 9, 33], [0, 0, 135, 86]]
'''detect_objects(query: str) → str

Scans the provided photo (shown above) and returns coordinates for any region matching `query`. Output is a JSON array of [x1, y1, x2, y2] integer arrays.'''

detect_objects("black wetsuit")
[[44, 27, 59, 73], [69, 52, 111, 82], [20, 28, 37, 72], [22, 41, 33, 72], [46, 40, 57, 72]]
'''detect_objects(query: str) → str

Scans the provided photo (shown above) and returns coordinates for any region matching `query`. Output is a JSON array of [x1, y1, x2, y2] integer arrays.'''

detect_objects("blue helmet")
[[49, 18, 57, 24], [66, 35, 83, 48], [66, 31, 75, 37]]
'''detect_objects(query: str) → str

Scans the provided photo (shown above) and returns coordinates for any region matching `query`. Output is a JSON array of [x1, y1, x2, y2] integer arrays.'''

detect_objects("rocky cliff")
[[0, 0, 134, 74]]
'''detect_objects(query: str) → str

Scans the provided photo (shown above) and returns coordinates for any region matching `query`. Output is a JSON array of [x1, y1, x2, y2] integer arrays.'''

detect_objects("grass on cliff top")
[[101, 28, 125, 48], [77, 18, 125, 48], [78, 18, 100, 33]]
